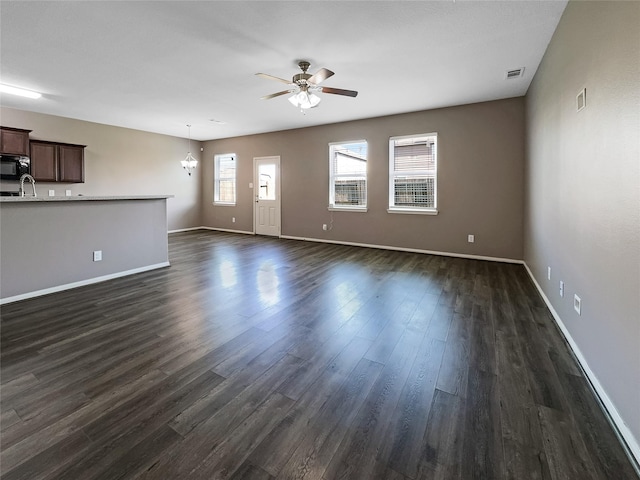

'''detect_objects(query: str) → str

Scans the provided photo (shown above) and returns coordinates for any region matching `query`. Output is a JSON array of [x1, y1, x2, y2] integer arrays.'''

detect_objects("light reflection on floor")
[[219, 260, 237, 289], [256, 260, 280, 307]]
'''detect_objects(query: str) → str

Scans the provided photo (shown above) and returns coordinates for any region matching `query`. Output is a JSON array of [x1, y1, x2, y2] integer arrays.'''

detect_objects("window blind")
[[330, 141, 368, 208], [389, 134, 437, 210]]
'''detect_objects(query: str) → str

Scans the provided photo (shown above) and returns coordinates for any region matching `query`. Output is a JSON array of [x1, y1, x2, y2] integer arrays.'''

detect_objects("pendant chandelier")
[[181, 124, 198, 176]]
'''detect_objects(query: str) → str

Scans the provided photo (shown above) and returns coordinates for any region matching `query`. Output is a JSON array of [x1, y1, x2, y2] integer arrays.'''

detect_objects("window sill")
[[328, 206, 368, 213], [213, 202, 236, 206], [387, 207, 438, 215]]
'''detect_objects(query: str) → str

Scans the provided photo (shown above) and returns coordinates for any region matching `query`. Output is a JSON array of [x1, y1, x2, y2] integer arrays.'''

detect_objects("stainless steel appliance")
[[0, 155, 30, 180]]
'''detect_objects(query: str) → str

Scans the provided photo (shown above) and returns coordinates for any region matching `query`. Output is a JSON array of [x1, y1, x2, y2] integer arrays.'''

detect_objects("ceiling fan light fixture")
[[288, 90, 321, 110], [308, 92, 321, 108], [259, 61, 356, 111]]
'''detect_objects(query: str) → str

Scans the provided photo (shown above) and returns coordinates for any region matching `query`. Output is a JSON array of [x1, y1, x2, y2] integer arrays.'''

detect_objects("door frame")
[[253, 155, 281, 236]]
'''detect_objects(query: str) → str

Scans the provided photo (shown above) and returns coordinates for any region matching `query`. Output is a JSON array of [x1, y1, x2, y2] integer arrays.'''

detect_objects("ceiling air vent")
[[505, 67, 525, 79]]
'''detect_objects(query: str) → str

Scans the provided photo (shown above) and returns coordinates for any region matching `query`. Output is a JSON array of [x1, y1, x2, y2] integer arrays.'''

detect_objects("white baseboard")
[[523, 263, 640, 471], [0, 262, 170, 305], [169, 226, 254, 235], [194, 226, 255, 235], [280, 235, 523, 264], [168, 226, 202, 233]]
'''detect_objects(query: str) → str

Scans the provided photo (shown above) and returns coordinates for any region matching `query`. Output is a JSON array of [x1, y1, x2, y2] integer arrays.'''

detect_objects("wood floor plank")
[[0, 231, 636, 480], [169, 336, 304, 437], [274, 358, 384, 480], [538, 405, 598, 480], [248, 336, 373, 476], [91, 424, 182, 480], [496, 330, 551, 480], [0, 409, 22, 431], [557, 372, 638, 480], [0, 368, 168, 474], [460, 369, 505, 480], [0, 430, 92, 480], [322, 328, 425, 479], [382, 336, 446, 478], [416, 388, 466, 480], [435, 311, 471, 397], [229, 460, 275, 480], [189, 392, 295, 479], [136, 354, 303, 479]]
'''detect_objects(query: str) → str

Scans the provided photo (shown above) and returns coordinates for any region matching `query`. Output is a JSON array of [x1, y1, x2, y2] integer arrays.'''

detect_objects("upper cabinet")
[[30, 140, 86, 183], [0, 127, 32, 156]]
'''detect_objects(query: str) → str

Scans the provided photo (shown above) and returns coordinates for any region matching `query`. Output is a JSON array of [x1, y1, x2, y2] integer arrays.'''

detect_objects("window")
[[329, 140, 367, 211], [214, 154, 236, 204], [388, 133, 437, 214]]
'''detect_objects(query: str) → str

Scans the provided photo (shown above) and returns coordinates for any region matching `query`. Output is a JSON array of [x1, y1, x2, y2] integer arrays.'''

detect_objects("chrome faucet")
[[19, 174, 37, 197]]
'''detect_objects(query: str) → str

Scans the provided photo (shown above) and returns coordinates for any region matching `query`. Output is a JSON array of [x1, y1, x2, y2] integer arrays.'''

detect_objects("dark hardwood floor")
[[1, 230, 637, 480]]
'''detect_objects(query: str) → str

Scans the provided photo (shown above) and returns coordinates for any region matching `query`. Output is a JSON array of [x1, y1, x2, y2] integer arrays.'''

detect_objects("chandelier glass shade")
[[181, 125, 198, 176]]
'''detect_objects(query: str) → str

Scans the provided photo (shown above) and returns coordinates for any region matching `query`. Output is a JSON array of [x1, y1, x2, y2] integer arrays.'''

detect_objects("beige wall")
[[0, 199, 169, 300], [0, 107, 201, 231], [525, 0, 640, 454], [202, 98, 525, 260]]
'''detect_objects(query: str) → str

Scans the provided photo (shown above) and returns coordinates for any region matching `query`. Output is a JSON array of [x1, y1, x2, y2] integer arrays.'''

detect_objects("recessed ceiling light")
[[209, 119, 227, 125], [0, 84, 42, 99]]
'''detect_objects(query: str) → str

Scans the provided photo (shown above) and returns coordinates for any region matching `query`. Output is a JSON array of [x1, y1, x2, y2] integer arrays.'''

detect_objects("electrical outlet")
[[547, 267, 551, 280], [232, 217, 236, 223], [93, 250, 102, 262], [65, 189, 72, 196], [468, 234, 475, 243], [577, 88, 586, 112], [48, 189, 55, 197], [574, 294, 582, 315], [322, 224, 328, 231], [559, 281, 564, 298]]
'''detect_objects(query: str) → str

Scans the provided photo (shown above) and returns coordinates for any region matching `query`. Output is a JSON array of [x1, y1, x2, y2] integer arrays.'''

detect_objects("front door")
[[254, 156, 280, 236]]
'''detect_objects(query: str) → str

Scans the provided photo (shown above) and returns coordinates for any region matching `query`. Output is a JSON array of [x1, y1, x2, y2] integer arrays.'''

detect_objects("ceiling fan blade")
[[260, 90, 292, 100], [307, 68, 334, 85], [255, 73, 293, 85], [321, 86, 358, 97]]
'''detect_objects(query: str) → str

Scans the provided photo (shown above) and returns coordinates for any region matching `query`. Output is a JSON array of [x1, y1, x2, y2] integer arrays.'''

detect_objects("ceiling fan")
[[256, 61, 358, 110]]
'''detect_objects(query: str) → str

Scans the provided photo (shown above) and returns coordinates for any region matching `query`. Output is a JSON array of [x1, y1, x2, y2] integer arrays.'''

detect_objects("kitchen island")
[[0, 195, 172, 303]]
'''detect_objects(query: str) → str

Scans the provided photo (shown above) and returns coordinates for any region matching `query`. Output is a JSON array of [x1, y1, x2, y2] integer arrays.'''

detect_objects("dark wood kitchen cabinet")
[[1, 127, 31, 155], [30, 140, 85, 183]]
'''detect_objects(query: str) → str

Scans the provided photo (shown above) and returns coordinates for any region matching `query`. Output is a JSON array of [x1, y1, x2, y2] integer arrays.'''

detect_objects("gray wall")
[[0, 199, 169, 300], [0, 107, 201, 231], [202, 98, 525, 260], [525, 0, 640, 452]]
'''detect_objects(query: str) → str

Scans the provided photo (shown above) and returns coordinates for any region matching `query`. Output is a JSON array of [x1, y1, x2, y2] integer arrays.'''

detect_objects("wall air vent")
[[505, 68, 525, 79]]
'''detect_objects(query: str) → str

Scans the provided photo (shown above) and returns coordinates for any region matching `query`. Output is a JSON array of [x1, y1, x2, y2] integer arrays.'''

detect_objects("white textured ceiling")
[[0, 1, 567, 141]]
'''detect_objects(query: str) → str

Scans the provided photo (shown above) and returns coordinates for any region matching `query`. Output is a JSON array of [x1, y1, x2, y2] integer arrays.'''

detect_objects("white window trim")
[[387, 207, 438, 215], [329, 140, 368, 210], [328, 206, 368, 213], [388, 132, 438, 212], [214, 153, 236, 206]]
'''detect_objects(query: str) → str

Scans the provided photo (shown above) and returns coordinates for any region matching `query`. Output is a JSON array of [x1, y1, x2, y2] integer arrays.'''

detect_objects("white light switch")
[[249, 182, 254, 189], [48, 190, 55, 197]]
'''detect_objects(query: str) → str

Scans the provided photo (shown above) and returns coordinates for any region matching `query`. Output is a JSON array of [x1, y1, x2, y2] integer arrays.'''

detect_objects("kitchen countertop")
[[0, 195, 173, 203]]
